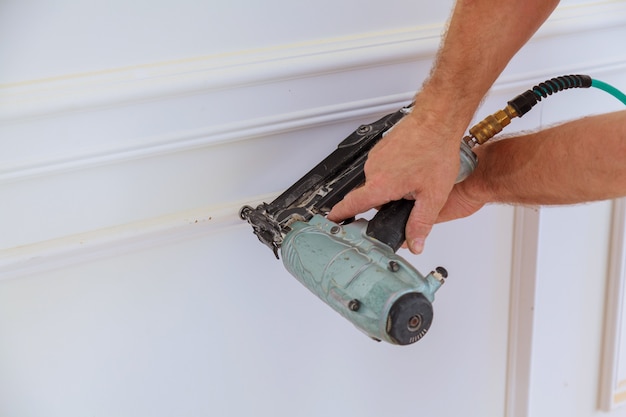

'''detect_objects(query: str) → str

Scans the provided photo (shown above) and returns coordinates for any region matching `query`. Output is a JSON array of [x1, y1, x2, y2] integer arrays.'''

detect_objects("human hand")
[[327, 111, 463, 254], [436, 183, 485, 223]]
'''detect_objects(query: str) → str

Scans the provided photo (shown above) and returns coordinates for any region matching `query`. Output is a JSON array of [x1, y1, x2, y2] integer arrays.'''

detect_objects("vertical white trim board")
[[506, 206, 541, 417], [600, 198, 626, 411]]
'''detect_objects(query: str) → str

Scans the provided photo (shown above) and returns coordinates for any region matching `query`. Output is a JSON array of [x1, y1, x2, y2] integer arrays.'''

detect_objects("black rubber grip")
[[365, 199, 414, 252]]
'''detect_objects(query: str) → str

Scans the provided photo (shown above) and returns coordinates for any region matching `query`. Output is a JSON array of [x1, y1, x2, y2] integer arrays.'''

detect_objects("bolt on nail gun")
[[240, 104, 478, 345]]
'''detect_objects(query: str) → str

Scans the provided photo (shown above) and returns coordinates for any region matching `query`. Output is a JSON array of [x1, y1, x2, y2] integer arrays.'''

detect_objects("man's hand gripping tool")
[[240, 105, 477, 345]]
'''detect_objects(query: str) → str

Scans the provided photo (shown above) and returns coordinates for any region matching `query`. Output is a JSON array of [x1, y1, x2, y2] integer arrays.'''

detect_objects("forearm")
[[467, 111, 626, 205], [330, 0, 561, 252], [414, 0, 560, 132]]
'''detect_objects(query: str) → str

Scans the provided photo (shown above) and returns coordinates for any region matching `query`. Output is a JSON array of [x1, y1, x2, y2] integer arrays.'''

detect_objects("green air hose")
[[465, 74, 626, 146], [591, 78, 626, 106]]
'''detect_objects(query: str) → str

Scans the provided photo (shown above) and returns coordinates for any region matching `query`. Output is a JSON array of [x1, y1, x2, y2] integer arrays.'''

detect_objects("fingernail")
[[410, 238, 425, 254]]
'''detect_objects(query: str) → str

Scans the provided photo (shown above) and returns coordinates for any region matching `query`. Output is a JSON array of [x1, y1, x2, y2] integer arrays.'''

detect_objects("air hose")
[[592, 78, 626, 105], [464, 74, 626, 147]]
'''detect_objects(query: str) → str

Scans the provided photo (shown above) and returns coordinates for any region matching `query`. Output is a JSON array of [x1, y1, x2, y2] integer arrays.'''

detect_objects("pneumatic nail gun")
[[240, 104, 478, 345], [240, 75, 612, 345]]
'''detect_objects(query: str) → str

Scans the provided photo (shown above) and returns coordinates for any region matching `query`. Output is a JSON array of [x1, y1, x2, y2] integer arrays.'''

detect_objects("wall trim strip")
[[0, 92, 414, 184], [0, 194, 276, 281], [1, 1, 625, 122], [505, 206, 541, 417], [600, 198, 626, 411], [3, 58, 626, 186], [1, 1, 625, 278], [0, 26, 440, 122]]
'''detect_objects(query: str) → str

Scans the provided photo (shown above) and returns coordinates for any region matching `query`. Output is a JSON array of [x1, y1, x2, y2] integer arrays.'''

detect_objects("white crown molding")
[[1, 1, 625, 122], [3, 56, 626, 187], [537, 0, 626, 39], [0, 26, 441, 122], [0, 92, 414, 184], [2, 54, 626, 188], [0, 1, 624, 189]]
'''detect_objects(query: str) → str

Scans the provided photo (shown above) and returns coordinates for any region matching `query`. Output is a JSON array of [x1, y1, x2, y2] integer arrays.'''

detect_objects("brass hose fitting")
[[463, 75, 594, 147], [464, 104, 519, 147]]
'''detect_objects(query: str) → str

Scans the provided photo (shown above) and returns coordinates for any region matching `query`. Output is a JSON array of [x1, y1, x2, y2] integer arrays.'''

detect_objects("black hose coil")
[[531, 74, 592, 101], [508, 74, 592, 117]]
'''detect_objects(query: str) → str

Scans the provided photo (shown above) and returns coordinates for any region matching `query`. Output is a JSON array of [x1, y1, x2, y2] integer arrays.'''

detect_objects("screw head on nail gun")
[[356, 125, 372, 135], [388, 260, 400, 272], [348, 299, 361, 311]]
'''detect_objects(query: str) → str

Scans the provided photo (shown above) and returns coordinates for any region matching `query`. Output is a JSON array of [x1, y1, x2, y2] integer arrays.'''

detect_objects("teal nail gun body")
[[240, 104, 477, 345]]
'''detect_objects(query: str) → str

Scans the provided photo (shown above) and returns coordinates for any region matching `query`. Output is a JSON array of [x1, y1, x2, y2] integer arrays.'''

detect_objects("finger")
[[405, 194, 447, 254], [327, 185, 386, 222]]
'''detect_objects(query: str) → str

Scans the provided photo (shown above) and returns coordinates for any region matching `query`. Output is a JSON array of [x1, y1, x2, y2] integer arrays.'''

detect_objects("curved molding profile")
[[1, 1, 625, 122], [0, 26, 441, 122], [0, 92, 414, 184], [1, 1, 625, 287], [0, 194, 277, 281]]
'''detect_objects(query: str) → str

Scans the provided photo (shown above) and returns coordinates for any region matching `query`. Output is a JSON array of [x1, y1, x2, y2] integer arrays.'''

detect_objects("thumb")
[[405, 196, 444, 254]]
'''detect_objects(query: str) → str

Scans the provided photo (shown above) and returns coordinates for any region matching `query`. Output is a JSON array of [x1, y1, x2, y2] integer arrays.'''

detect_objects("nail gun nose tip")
[[239, 205, 253, 220]]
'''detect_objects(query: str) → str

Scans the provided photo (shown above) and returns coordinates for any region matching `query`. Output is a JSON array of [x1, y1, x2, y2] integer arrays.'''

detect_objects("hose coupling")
[[464, 104, 519, 147]]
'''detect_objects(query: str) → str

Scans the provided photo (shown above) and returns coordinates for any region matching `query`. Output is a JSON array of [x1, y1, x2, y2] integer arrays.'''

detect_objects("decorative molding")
[[0, 26, 441, 122], [0, 194, 276, 281], [505, 206, 541, 417], [0, 92, 414, 184], [1, 1, 625, 122], [0, 2, 625, 187], [3, 58, 626, 187], [600, 197, 626, 411], [1, 1, 625, 280], [537, 0, 626, 39]]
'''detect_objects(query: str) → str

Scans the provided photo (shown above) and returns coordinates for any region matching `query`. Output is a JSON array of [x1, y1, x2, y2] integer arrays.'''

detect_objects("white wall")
[[1, 1, 626, 416], [0, 0, 452, 84]]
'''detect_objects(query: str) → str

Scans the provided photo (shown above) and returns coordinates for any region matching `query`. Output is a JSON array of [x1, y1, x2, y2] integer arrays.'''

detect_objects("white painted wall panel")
[[1, 1, 626, 416], [0, 0, 453, 84], [0, 205, 514, 417], [529, 202, 615, 417]]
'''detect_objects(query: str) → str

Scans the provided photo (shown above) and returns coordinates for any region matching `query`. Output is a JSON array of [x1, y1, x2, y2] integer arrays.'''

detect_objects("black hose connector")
[[507, 74, 592, 117], [508, 90, 537, 117]]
